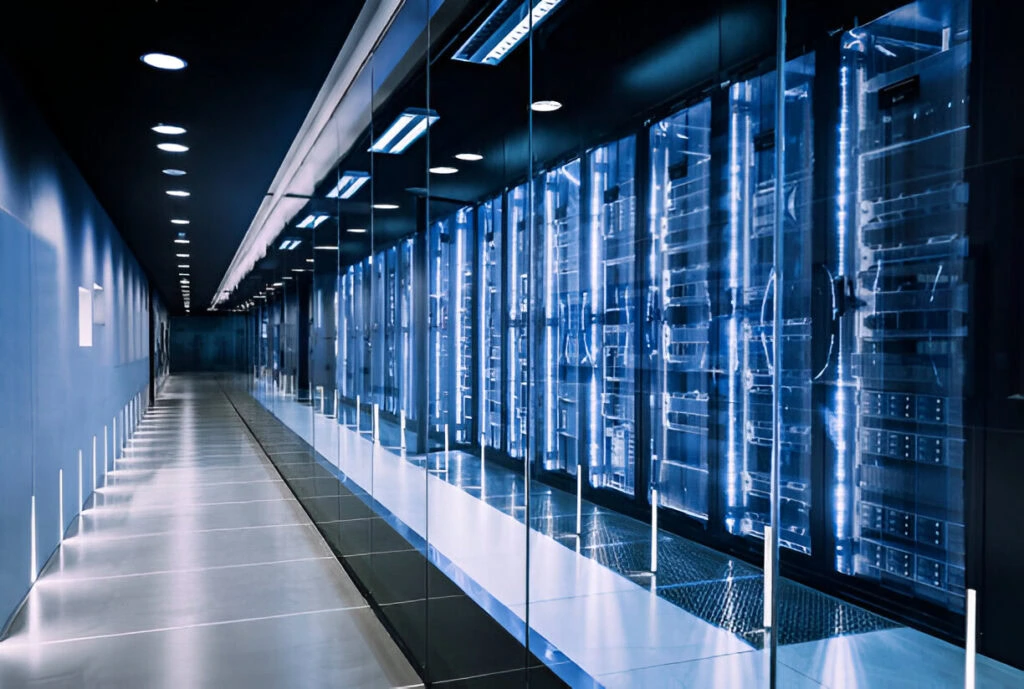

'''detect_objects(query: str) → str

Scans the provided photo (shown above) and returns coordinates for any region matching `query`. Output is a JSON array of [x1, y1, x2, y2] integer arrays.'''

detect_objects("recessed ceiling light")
[[157, 143, 189, 153], [176, 253, 190, 258], [314, 245, 339, 251], [373, 203, 399, 210], [306, 258, 315, 263], [166, 190, 190, 197], [163, 169, 187, 177], [455, 153, 483, 161], [531, 100, 562, 112], [347, 228, 367, 234], [141, 53, 187, 71], [429, 166, 459, 175], [273, 282, 284, 287], [177, 264, 190, 268], [152, 124, 186, 136], [174, 239, 190, 244], [171, 219, 189, 225]]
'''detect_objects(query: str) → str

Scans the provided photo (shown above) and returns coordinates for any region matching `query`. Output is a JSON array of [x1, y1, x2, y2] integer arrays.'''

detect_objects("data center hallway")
[[0, 376, 422, 689]]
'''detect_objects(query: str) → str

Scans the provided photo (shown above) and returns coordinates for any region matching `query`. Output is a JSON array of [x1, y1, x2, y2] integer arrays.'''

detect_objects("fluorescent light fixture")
[[157, 143, 189, 153], [273, 282, 284, 287], [163, 169, 187, 176], [291, 268, 308, 273], [283, 276, 294, 280], [531, 99, 562, 112], [453, 0, 564, 66], [326, 171, 370, 199], [347, 228, 368, 234], [306, 258, 315, 263], [314, 245, 339, 251], [373, 203, 399, 210], [455, 153, 483, 161], [174, 239, 190, 244], [166, 190, 190, 197], [369, 108, 439, 154], [152, 124, 186, 135], [179, 273, 189, 277], [178, 264, 190, 269], [176, 253, 190, 258], [296, 214, 329, 229], [430, 166, 459, 175], [278, 238, 302, 250], [141, 53, 187, 70], [171, 218, 189, 224]]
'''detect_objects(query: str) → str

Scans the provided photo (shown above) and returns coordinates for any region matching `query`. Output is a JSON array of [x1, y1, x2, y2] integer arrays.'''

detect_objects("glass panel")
[[648, 99, 713, 520]]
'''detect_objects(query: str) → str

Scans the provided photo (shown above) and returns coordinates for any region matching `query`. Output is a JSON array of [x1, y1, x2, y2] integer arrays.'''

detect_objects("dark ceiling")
[[0, 0, 366, 313]]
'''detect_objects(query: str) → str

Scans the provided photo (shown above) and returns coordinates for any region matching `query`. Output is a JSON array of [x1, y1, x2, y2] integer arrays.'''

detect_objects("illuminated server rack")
[[836, 0, 970, 611], [427, 208, 474, 444], [540, 160, 583, 475], [397, 237, 416, 422], [369, 250, 387, 409], [724, 57, 815, 554], [381, 246, 399, 414], [587, 136, 637, 494], [648, 99, 713, 520], [507, 182, 531, 460], [478, 196, 504, 450]]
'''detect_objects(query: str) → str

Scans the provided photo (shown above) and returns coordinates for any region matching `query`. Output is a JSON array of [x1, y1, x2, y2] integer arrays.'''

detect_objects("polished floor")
[[0, 377, 422, 689], [248, 377, 1024, 689]]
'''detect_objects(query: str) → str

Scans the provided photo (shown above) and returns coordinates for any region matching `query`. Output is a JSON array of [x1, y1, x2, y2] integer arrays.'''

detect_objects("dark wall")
[[0, 60, 153, 632], [170, 315, 248, 373]]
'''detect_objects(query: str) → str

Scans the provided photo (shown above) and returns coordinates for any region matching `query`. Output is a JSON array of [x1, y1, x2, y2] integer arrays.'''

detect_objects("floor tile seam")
[[67, 520, 312, 542], [103, 477, 284, 489], [0, 603, 371, 649], [38, 555, 336, 585], [593, 647, 761, 681], [85, 496, 292, 514]]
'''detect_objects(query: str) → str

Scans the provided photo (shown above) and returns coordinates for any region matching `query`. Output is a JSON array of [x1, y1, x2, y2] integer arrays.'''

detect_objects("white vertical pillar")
[[400, 410, 407, 452], [444, 423, 450, 475], [356, 395, 361, 431], [113, 416, 117, 463], [650, 489, 658, 574], [103, 425, 109, 475], [965, 588, 977, 689], [333, 390, 338, 419], [91, 435, 97, 492], [373, 403, 380, 445], [480, 433, 486, 499]]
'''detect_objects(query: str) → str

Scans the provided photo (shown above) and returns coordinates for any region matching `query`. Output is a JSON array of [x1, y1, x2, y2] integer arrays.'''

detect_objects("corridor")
[[0, 377, 421, 689]]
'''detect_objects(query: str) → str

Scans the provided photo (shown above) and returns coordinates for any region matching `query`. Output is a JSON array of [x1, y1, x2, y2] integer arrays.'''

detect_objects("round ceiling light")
[[141, 53, 187, 70], [171, 218, 190, 225], [157, 143, 189, 153], [372, 203, 399, 210], [163, 168, 187, 176], [531, 100, 563, 112], [152, 124, 186, 135], [166, 190, 190, 197], [455, 153, 483, 162], [429, 166, 459, 175]]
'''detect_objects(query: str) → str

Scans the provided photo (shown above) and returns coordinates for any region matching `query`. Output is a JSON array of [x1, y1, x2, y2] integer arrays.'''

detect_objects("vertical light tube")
[[400, 409, 407, 452], [650, 489, 658, 573], [113, 417, 117, 463], [589, 150, 602, 476], [58, 469, 64, 542], [356, 394, 361, 431], [91, 435, 97, 492], [373, 403, 380, 445], [965, 588, 977, 689], [104, 425, 109, 475], [78, 450, 83, 509], [30, 495, 37, 583], [576, 470, 583, 535]]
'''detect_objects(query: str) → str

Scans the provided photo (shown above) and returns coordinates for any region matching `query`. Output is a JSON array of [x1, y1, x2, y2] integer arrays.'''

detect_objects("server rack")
[[836, 0, 970, 612], [398, 237, 416, 423], [507, 182, 531, 460], [370, 250, 387, 409], [428, 214, 452, 437], [647, 99, 713, 520], [587, 137, 638, 494], [540, 159, 583, 475], [724, 56, 816, 554], [478, 196, 504, 450], [453, 208, 474, 444], [382, 246, 400, 414]]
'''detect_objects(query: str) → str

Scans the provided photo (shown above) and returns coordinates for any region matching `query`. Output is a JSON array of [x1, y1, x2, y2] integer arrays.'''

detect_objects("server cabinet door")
[[398, 237, 416, 423], [507, 183, 531, 460], [724, 56, 816, 554], [835, 0, 970, 613], [586, 136, 638, 495], [428, 216, 452, 442], [539, 160, 583, 475], [478, 196, 504, 451], [648, 99, 713, 520], [452, 207, 474, 444]]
